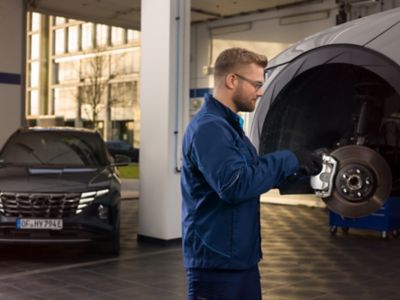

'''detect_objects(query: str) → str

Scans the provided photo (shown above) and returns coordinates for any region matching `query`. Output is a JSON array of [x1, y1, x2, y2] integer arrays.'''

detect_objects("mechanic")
[[181, 47, 322, 300]]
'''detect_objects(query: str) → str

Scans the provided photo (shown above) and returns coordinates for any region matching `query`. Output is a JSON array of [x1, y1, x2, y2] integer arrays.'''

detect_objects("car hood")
[[0, 166, 113, 193]]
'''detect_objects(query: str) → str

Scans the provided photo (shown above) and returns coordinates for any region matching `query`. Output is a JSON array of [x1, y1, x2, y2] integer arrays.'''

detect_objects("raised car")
[[249, 8, 400, 218]]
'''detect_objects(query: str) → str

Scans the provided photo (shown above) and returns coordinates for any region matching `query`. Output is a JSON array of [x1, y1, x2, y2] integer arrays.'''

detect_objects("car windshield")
[[0, 131, 108, 167]]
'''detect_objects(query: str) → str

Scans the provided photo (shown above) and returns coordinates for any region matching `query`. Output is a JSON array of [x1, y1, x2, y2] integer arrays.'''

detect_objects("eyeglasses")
[[234, 73, 264, 91]]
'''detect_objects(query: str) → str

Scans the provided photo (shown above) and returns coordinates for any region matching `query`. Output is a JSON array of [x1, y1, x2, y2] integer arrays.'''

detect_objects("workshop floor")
[[1, 199, 400, 299]]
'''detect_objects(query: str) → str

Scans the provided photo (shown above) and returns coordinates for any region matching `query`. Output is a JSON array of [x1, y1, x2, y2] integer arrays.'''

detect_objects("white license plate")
[[16, 218, 63, 230]]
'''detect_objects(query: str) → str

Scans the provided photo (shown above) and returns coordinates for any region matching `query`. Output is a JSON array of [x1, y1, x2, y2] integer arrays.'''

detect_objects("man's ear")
[[225, 73, 236, 90]]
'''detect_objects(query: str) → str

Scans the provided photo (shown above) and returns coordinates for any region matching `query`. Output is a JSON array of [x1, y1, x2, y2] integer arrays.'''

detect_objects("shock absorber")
[[356, 101, 369, 145]]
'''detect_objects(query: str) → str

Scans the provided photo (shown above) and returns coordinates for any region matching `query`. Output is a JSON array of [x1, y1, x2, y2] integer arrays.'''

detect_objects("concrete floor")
[[1, 194, 400, 299]]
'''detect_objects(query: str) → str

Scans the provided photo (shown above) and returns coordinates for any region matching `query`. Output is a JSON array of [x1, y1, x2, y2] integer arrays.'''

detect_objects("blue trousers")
[[186, 266, 262, 300]]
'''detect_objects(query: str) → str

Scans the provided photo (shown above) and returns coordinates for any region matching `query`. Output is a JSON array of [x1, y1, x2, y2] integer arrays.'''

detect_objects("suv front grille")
[[0, 192, 82, 218]]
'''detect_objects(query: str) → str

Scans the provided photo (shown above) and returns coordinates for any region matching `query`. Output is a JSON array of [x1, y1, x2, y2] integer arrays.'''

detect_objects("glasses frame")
[[234, 73, 264, 91]]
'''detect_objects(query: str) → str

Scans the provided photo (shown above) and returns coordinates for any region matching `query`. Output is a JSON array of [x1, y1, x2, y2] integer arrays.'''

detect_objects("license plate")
[[16, 218, 63, 230]]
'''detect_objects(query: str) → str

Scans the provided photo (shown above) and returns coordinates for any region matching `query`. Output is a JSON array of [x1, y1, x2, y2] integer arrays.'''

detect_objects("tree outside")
[[75, 49, 135, 141]]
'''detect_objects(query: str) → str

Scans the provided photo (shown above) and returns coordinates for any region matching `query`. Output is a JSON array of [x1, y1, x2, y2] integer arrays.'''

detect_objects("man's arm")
[[190, 119, 298, 203]]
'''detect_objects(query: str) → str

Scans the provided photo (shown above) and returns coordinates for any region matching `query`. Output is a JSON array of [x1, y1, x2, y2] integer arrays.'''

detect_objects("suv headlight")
[[77, 189, 109, 213]]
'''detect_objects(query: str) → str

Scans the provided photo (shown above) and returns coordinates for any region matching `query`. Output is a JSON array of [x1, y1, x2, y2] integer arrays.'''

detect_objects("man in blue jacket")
[[181, 48, 322, 300]]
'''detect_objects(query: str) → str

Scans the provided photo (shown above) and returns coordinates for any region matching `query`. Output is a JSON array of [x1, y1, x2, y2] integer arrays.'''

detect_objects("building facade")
[[26, 12, 141, 147]]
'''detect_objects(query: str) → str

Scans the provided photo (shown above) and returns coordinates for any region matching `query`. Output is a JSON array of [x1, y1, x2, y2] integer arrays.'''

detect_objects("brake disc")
[[322, 145, 392, 218]]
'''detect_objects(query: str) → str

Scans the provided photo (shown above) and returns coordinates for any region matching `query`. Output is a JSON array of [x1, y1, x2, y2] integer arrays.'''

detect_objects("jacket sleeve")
[[190, 118, 299, 204]]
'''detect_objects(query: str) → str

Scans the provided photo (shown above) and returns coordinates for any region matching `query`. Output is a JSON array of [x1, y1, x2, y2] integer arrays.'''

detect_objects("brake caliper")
[[310, 154, 338, 198]]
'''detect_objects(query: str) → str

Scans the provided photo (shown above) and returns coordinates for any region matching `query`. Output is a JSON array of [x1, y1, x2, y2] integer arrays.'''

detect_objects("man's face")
[[231, 63, 265, 112]]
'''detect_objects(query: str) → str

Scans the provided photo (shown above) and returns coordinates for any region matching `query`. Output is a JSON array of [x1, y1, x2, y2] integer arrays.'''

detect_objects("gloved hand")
[[292, 149, 323, 176]]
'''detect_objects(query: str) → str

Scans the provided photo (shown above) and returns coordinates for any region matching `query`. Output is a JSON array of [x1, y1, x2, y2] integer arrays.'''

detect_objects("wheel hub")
[[336, 164, 375, 202]]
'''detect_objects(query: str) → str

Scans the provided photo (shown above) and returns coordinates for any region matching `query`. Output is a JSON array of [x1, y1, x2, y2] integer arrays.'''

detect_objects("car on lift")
[[0, 127, 129, 254], [106, 140, 139, 163], [249, 7, 400, 218]]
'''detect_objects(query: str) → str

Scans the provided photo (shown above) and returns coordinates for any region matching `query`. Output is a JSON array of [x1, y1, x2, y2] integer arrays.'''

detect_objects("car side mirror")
[[112, 154, 131, 166]]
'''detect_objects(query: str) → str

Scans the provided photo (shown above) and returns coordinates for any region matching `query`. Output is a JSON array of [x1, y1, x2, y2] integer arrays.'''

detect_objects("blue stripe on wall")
[[190, 88, 212, 98], [0, 72, 21, 85]]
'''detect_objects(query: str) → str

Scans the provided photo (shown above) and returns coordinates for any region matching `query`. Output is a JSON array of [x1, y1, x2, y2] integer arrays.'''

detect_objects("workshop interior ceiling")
[[191, 0, 313, 23], [26, 0, 311, 29]]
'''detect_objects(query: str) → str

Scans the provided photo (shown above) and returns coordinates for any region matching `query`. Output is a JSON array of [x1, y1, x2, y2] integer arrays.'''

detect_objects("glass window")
[[54, 17, 66, 25], [29, 90, 39, 115], [52, 62, 59, 84], [109, 81, 137, 121], [57, 60, 80, 82], [111, 82, 135, 106], [68, 25, 79, 52], [81, 55, 109, 79], [31, 13, 41, 32], [111, 27, 124, 45], [111, 52, 134, 75], [132, 48, 140, 73], [79, 84, 108, 104], [30, 34, 40, 60], [82, 23, 93, 50], [127, 30, 140, 43], [111, 50, 140, 74], [30, 62, 39, 87], [54, 28, 65, 54], [53, 87, 78, 119], [96, 24, 108, 47]]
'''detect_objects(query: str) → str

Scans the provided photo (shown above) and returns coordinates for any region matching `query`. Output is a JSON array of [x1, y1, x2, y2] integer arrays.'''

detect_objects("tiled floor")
[[260, 205, 400, 299], [1, 198, 400, 299]]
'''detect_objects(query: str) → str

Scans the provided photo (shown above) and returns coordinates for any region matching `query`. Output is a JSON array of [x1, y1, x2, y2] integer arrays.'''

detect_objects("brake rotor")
[[323, 145, 392, 218]]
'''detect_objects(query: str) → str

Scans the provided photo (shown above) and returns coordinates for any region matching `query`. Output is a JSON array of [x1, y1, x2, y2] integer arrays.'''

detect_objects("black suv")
[[0, 127, 128, 254]]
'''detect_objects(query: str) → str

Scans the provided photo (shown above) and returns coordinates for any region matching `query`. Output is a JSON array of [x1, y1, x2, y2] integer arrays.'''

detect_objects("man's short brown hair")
[[214, 48, 268, 78]]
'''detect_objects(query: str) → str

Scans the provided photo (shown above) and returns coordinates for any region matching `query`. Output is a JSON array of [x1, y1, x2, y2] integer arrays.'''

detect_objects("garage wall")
[[0, 0, 25, 147], [189, 0, 400, 106], [190, 0, 337, 94], [0, 0, 25, 146]]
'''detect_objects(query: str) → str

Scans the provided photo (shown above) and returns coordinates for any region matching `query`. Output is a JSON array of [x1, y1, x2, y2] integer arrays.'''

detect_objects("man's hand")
[[293, 149, 323, 176]]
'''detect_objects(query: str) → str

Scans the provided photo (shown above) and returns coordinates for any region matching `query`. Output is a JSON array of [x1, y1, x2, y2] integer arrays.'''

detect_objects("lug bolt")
[[343, 188, 348, 194], [357, 192, 362, 197], [356, 169, 361, 174], [342, 174, 347, 179], [365, 180, 370, 185]]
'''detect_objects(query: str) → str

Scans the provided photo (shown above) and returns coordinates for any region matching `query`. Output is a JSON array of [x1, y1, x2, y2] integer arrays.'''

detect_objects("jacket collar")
[[204, 94, 244, 132]]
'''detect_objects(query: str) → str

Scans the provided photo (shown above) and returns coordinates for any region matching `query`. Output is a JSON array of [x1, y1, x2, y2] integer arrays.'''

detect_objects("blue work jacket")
[[181, 94, 299, 270]]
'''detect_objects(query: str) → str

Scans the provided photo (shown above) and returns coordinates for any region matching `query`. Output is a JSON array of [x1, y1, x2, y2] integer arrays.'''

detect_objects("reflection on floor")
[[0, 199, 400, 299]]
